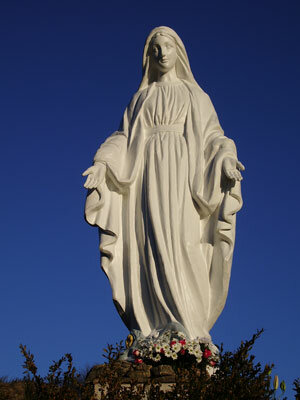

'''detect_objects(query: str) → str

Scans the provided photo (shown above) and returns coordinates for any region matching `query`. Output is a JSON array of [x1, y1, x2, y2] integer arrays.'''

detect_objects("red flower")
[[179, 339, 186, 346], [170, 340, 177, 347], [134, 358, 143, 364], [160, 348, 165, 354], [180, 349, 186, 355], [132, 349, 140, 357], [203, 349, 212, 359], [210, 360, 216, 366]]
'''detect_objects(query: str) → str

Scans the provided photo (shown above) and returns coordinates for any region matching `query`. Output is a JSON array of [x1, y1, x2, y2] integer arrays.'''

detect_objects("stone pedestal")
[[86, 361, 177, 399]]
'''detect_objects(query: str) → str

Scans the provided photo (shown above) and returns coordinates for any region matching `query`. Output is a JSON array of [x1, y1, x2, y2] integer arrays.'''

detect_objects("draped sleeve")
[[91, 90, 142, 190], [84, 90, 147, 312], [183, 81, 243, 329]]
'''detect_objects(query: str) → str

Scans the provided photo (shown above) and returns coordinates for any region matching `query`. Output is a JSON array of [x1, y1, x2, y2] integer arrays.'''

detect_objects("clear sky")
[[1, 0, 299, 397]]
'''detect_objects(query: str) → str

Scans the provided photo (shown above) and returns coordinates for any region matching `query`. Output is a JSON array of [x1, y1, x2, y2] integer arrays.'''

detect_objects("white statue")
[[83, 26, 244, 344]]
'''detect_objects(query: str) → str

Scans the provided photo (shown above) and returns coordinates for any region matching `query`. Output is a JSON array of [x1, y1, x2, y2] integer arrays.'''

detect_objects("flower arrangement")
[[129, 330, 219, 371]]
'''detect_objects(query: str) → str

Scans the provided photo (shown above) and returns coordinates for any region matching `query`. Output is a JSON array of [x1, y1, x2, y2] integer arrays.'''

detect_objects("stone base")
[[86, 361, 177, 399], [93, 382, 174, 400]]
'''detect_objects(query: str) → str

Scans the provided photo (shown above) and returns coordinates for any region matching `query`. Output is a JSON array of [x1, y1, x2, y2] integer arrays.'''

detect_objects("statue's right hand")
[[82, 163, 106, 189]]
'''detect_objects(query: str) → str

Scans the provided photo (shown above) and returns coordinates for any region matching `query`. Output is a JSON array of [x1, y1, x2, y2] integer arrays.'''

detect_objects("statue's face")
[[151, 35, 177, 73]]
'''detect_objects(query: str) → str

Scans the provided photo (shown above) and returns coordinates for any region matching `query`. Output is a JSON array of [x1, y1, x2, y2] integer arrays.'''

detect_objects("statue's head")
[[139, 26, 199, 90], [149, 32, 178, 75]]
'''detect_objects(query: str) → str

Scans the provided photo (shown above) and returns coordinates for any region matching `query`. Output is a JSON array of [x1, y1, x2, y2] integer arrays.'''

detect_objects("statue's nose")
[[160, 47, 166, 57]]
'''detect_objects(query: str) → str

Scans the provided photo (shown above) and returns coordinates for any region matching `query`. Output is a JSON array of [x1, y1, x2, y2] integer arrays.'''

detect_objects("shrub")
[[0, 330, 291, 399], [19, 344, 94, 400]]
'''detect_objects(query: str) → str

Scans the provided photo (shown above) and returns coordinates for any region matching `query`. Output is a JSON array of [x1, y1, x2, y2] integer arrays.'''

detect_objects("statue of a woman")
[[83, 26, 244, 344]]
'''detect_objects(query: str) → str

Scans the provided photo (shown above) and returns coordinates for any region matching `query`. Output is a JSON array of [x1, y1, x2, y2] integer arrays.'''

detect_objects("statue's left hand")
[[82, 163, 106, 189], [222, 157, 245, 181]]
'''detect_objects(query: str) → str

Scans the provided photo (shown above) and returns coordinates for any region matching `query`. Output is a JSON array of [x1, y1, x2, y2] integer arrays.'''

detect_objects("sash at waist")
[[146, 123, 184, 135]]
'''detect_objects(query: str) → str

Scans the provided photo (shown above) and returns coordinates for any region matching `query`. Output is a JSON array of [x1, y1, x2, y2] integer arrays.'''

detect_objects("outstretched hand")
[[82, 163, 106, 189], [223, 157, 245, 181]]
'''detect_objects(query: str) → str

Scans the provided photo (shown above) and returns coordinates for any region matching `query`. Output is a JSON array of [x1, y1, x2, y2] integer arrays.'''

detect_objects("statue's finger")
[[83, 178, 90, 188], [84, 181, 92, 189], [89, 178, 97, 188], [232, 171, 238, 180], [84, 175, 93, 188], [235, 171, 241, 181], [82, 167, 94, 176], [237, 161, 245, 171], [225, 169, 231, 179], [228, 170, 235, 180]]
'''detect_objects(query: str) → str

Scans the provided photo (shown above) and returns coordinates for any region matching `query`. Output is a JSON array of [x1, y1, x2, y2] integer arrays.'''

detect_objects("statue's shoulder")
[[181, 79, 206, 96], [181, 80, 210, 105], [123, 86, 151, 124], [128, 87, 148, 109]]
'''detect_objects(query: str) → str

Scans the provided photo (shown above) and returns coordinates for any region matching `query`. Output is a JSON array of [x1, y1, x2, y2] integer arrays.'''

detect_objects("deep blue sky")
[[1, 0, 299, 397]]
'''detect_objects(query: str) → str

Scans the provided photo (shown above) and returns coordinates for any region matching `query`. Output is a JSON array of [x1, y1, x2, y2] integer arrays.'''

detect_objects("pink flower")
[[132, 349, 140, 357], [180, 349, 186, 355], [179, 339, 186, 346], [203, 349, 212, 359], [170, 340, 177, 347], [210, 360, 216, 366], [134, 358, 143, 364]]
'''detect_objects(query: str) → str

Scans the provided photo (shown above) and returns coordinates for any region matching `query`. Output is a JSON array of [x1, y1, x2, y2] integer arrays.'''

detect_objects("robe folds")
[[85, 79, 242, 340]]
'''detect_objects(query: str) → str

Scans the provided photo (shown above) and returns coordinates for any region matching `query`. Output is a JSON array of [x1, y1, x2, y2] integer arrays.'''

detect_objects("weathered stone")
[[126, 371, 150, 383], [113, 360, 132, 375], [152, 375, 176, 383], [132, 363, 152, 373], [151, 364, 175, 377], [127, 364, 152, 382]]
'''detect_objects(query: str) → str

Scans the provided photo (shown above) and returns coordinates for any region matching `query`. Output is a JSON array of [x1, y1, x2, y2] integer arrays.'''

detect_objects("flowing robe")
[[85, 79, 242, 339]]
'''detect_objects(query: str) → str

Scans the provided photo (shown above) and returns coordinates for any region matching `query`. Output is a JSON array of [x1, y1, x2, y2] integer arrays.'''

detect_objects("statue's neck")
[[156, 68, 177, 83]]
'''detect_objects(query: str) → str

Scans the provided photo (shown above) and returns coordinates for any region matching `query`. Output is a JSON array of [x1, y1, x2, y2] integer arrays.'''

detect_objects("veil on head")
[[138, 26, 200, 90]]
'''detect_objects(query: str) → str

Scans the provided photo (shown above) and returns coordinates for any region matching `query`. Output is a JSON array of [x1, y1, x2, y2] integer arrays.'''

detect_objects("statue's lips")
[[159, 58, 168, 64]]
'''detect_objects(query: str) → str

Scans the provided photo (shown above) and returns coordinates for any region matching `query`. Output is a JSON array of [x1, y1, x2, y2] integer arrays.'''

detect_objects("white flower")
[[172, 343, 181, 353], [178, 332, 185, 338], [195, 349, 202, 359], [208, 343, 219, 355], [171, 352, 178, 360], [206, 365, 216, 376], [196, 357, 202, 363], [194, 345, 201, 353], [165, 349, 172, 358], [154, 354, 161, 362], [162, 343, 170, 351]]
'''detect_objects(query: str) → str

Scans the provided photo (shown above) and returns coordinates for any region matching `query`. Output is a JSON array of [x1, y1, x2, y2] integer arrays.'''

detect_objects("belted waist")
[[146, 123, 184, 135]]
